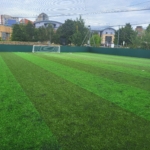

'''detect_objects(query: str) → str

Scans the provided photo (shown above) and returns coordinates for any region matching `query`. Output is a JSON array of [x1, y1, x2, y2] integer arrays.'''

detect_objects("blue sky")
[[1, 0, 150, 29]]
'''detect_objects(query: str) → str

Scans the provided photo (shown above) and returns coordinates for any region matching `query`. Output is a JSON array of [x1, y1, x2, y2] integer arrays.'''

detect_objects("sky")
[[1, 0, 150, 30]]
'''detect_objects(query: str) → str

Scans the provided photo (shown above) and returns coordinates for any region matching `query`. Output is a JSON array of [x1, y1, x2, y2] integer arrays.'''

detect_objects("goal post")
[[32, 45, 60, 53]]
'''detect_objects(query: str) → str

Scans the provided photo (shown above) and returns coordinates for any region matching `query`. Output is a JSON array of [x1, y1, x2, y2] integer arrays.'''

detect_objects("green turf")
[[15, 52, 150, 120], [1, 52, 150, 150], [39, 53, 150, 77], [37, 52, 150, 91], [0, 55, 60, 150]]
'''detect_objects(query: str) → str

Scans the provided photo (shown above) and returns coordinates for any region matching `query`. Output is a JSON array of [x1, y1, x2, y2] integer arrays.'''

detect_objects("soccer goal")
[[32, 45, 60, 53]]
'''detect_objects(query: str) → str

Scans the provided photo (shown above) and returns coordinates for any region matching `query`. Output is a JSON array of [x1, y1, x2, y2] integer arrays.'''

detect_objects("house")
[[34, 20, 63, 30], [34, 13, 62, 30], [0, 15, 19, 26], [36, 13, 49, 22], [92, 27, 115, 46], [20, 19, 33, 25], [0, 25, 12, 40], [135, 26, 144, 37]]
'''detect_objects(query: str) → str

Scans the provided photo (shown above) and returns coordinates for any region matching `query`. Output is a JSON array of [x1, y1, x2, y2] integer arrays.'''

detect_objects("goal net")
[[32, 45, 60, 53]]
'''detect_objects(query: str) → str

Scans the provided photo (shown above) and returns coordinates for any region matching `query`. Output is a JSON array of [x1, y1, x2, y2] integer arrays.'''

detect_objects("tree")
[[45, 24, 54, 43], [12, 23, 55, 42], [130, 24, 150, 49], [12, 23, 36, 41], [25, 22, 35, 41], [57, 16, 88, 45], [70, 32, 83, 46], [114, 23, 136, 46], [90, 34, 101, 47], [70, 16, 88, 46], [146, 24, 150, 33], [130, 34, 142, 48], [52, 26, 62, 44], [140, 32, 150, 49], [60, 19, 76, 45], [72, 16, 89, 46], [11, 16, 88, 45], [11, 24, 24, 41], [34, 28, 40, 41], [37, 27, 47, 42]]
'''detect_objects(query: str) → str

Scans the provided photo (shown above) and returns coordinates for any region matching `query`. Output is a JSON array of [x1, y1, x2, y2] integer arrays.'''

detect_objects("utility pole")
[[81, 25, 91, 46], [117, 25, 120, 48], [81, 25, 95, 47], [88, 25, 91, 46]]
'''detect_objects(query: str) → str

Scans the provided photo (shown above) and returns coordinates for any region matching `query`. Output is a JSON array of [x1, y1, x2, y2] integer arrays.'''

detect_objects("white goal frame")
[[32, 45, 60, 53]]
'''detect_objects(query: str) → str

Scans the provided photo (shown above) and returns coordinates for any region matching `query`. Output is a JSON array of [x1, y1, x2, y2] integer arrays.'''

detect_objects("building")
[[0, 15, 19, 26], [34, 13, 62, 30], [92, 27, 115, 46], [0, 25, 12, 40], [36, 13, 49, 22], [100, 28, 115, 46], [20, 18, 33, 25], [135, 26, 144, 37], [34, 20, 63, 30]]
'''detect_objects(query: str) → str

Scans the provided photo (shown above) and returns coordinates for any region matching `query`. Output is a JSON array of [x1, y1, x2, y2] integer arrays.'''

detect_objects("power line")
[[100, 22, 150, 30], [84, 7, 150, 15], [91, 22, 150, 31], [13, 7, 150, 19]]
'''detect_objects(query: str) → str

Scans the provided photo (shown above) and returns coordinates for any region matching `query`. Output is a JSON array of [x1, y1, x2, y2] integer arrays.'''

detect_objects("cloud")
[[0, 0, 150, 29]]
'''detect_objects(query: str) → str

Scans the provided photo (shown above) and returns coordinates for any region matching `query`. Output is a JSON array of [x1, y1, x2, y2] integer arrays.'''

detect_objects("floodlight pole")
[[117, 25, 120, 48], [88, 25, 91, 46], [81, 25, 96, 47], [81, 25, 91, 46], [89, 25, 96, 47], [81, 31, 89, 46], [49, 28, 51, 45]]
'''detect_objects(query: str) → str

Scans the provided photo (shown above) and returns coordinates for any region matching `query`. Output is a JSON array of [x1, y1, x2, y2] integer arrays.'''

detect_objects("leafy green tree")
[[11, 24, 24, 41], [130, 24, 150, 49], [114, 23, 136, 46], [60, 19, 75, 45], [56, 16, 88, 45], [90, 34, 101, 47], [33, 28, 40, 41], [12, 23, 36, 41], [37, 27, 47, 42], [146, 24, 150, 33], [45, 24, 55, 43], [12, 23, 54, 42], [114, 26, 128, 45], [70, 16, 88, 46], [11, 16, 88, 45], [25, 22, 35, 41], [52, 26, 62, 44], [140, 32, 150, 49], [70, 32, 83, 46], [130, 34, 142, 48]]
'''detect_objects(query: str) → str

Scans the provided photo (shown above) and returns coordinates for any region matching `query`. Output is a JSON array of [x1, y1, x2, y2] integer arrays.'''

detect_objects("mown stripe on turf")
[[15, 52, 150, 121], [35, 53, 150, 91], [0, 54, 60, 150], [38, 52, 150, 78], [2, 52, 150, 150], [69, 53, 150, 68]]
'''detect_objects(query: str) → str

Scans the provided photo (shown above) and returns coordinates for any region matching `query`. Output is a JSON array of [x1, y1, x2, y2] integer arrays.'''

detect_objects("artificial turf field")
[[0, 52, 150, 150]]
